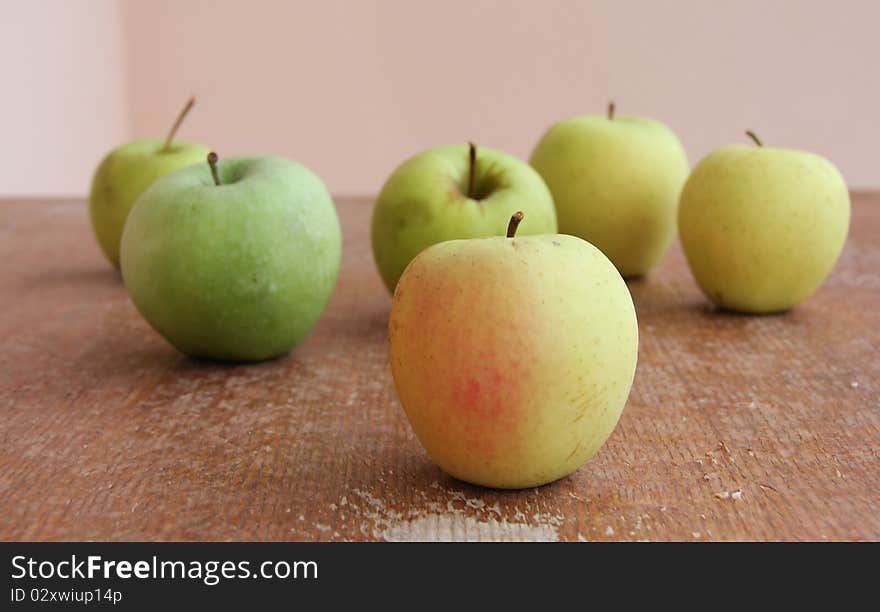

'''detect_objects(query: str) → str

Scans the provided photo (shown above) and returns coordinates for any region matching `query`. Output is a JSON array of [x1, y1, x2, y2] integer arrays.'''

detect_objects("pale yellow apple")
[[90, 139, 209, 268], [530, 108, 689, 277], [88, 98, 208, 268], [678, 137, 850, 313], [389, 226, 638, 489]]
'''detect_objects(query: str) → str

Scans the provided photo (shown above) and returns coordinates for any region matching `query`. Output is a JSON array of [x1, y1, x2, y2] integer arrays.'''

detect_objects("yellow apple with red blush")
[[389, 213, 639, 489]]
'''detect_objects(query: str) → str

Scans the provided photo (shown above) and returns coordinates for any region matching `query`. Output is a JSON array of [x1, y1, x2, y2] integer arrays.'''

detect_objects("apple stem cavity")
[[207, 152, 222, 186], [467, 141, 477, 199], [745, 130, 763, 147], [507, 211, 525, 238], [162, 96, 196, 152], [608, 101, 615, 120]]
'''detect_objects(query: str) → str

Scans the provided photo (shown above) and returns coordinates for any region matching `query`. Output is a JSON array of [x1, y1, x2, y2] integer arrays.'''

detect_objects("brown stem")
[[507, 211, 524, 238], [467, 141, 477, 198], [745, 130, 763, 147], [162, 97, 196, 152], [608, 101, 615, 120], [207, 152, 221, 186]]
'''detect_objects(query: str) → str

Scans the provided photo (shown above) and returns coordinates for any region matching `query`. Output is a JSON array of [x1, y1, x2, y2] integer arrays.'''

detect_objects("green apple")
[[389, 212, 638, 489], [678, 131, 850, 313], [371, 143, 557, 293], [89, 98, 210, 268], [120, 153, 342, 363], [529, 103, 689, 277]]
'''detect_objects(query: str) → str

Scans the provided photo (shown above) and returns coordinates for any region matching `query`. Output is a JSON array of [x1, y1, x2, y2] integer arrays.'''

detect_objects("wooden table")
[[1, 195, 877, 542]]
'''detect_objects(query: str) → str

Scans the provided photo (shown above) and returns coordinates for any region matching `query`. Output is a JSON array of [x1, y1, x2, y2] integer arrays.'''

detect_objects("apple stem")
[[608, 101, 615, 120], [467, 141, 477, 199], [745, 130, 763, 147], [507, 211, 524, 238], [207, 152, 221, 186], [162, 96, 196, 152]]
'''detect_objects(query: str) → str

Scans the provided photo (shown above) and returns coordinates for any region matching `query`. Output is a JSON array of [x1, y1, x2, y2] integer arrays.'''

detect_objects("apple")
[[389, 212, 638, 489], [371, 143, 557, 293], [678, 131, 850, 313], [120, 152, 342, 362], [529, 103, 689, 277], [89, 97, 210, 268]]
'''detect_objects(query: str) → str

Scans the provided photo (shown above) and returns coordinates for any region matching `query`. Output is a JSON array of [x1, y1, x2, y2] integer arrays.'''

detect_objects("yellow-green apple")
[[372, 143, 557, 293], [389, 212, 638, 489], [678, 131, 850, 313], [530, 103, 689, 277], [120, 152, 342, 363], [89, 97, 210, 268]]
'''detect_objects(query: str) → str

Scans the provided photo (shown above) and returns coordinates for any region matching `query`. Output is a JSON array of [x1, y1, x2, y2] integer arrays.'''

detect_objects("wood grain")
[[0, 195, 878, 542]]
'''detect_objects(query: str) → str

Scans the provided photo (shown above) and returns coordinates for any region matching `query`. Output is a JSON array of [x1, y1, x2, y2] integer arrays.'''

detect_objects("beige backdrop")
[[3, 0, 878, 195]]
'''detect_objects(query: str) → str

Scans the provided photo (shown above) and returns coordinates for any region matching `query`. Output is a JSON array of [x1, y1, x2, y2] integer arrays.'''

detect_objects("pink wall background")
[[1, 0, 129, 196], [3, 0, 879, 196]]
